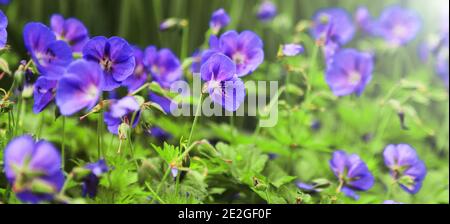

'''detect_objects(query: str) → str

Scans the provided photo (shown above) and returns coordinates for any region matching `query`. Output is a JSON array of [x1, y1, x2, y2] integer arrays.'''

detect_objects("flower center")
[[348, 71, 362, 85], [100, 58, 114, 73], [86, 85, 99, 100], [393, 25, 408, 38], [232, 52, 246, 65], [135, 64, 145, 77]]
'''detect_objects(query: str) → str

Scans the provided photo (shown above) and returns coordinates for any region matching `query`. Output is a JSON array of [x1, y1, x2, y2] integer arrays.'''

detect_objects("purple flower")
[[122, 47, 148, 92], [311, 8, 355, 46], [50, 14, 89, 53], [296, 182, 319, 193], [257, 1, 277, 22], [201, 53, 246, 112], [435, 48, 449, 88], [33, 76, 57, 113], [375, 6, 421, 46], [143, 46, 182, 89], [0, 9, 8, 49], [355, 6, 377, 35], [4, 135, 65, 203], [23, 22, 73, 80], [56, 59, 103, 116], [282, 44, 304, 56], [329, 150, 374, 200], [325, 49, 374, 97], [0, 0, 10, 5], [149, 126, 173, 142], [83, 36, 136, 91], [206, 30, 264, 77], [82, 160, 109, 198], [210, 8, 230, 33], [104, 96, 141, 135], [383, 144, 427, 194], [149, 92, 173, 114]]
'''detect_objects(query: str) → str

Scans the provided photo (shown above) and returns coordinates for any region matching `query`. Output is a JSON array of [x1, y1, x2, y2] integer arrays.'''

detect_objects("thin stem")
[[175, 172, 181, 201], [130, 83, 150, 96], [97, 112, 103, 160], [14, 95, 22, 136], [152, 167, 171, 204], [336, 179, 344, 194], [36, 113, 45, 140], [145, 182, 166, 204], [61, 117, 66, 170], [128, 111, 139, 171], [230, 115, 235, 144], [180, 23, 190, 60], [59, 173, 73, 196], [187, 93, 203, 147]]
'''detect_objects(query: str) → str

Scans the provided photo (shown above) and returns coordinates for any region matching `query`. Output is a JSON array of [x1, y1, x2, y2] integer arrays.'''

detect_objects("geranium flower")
[[50, 14, 89, 52], [257, 1, 277, 22], [23, 22, 73, 80], [329, 150, 374, 200], [4, 135, 65, 203], [104, 96, 141, 135], [281, 44, 304, 57], [82, 160, 109, 198], [374, 6, 421, 46], [206, 30, 264, 77], [310, 8, 355, 46], [200, 53, 246, 112], [210, 8, 230, 34], [83, 36, 136, 91], [56, 60, 103, 116], [33, 76, 57, 113], [325, 49, 374, 96], [0, 9, 7, 49], [122, 47, 148, 92], [383, 144, 427, 194]]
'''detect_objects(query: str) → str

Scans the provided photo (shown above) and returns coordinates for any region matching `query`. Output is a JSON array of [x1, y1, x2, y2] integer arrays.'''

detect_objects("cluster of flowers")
[[0, 2, 438, 204], [309, 5, 446, 96], [0, 6, 268, 203], [297, 144, 427, 202]]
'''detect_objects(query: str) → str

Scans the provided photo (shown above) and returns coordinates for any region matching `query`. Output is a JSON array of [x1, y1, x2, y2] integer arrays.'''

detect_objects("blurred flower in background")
[[50, 14, 90, 53], [122, 47, 148, 92], [372, 6, 421, 47], [257, 1, 277, 22], [210, 8, 230, 34], [0, 9, 7, 49], [205, 30, 264, 77], [281, 43, 304, 57], [325, 49, 374, 97], [4, 135, 65, 203], [82, 160, 109, 198]]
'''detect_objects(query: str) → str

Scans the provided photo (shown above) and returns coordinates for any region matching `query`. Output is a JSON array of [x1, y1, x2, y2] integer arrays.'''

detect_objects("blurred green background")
[[1, 0, 448, 61]]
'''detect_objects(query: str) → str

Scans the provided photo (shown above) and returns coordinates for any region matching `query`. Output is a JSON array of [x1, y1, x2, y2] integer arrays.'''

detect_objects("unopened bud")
[[29, 179, 57, 195], [118, 122, 131, 141]]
